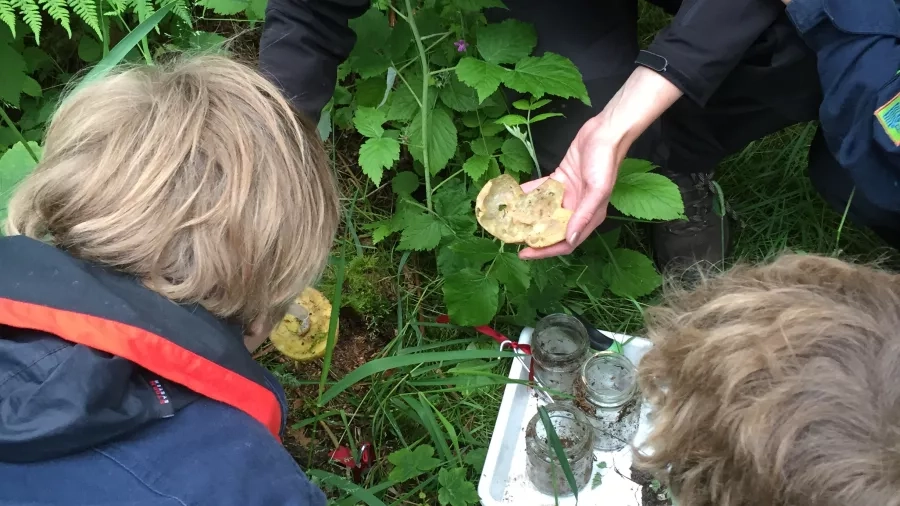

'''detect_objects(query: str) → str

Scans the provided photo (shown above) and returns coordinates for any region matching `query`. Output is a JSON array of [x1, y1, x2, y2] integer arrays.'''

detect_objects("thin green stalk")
[[834, 186, 855, 253], [318, 255, 345, 401], [0, 108, 39, 162], [404, 0, 433, 212], [429, 66, 457, 76]]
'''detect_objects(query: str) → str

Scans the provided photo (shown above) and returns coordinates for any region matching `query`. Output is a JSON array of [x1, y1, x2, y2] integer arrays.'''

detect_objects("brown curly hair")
[[635, 254, 900, 506]]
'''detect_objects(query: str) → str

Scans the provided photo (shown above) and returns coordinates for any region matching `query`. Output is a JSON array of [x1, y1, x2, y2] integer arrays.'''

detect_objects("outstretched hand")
[[517, 115, 622, 260], [516, 66, 684, 260]]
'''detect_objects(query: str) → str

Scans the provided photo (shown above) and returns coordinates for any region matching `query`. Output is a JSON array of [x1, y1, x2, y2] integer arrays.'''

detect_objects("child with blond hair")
[[0, 55, 337, 505], [636, 254, 900, 506]]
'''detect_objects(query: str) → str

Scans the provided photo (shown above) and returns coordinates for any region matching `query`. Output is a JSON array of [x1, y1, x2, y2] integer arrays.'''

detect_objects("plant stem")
[[429, 66, 457, 75], [0, 108, 39, 162], [404, 0, 433, 212]]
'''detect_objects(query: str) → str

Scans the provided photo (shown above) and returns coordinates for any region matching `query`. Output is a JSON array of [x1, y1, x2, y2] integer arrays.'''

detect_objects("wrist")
[[593, 66, 683, 150]]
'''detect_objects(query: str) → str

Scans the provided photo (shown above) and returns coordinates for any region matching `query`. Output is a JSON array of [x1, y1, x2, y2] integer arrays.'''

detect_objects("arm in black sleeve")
[[259, 0, 370, 122], [637, 0, 784, 105]]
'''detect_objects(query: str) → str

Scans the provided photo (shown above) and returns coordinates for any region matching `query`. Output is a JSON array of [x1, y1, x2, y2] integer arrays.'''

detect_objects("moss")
[[316, 254, 393, 319]]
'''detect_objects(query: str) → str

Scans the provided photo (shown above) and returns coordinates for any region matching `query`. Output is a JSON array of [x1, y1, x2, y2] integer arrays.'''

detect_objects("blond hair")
[[6, 54, 339, 327], [636, 254, 900, 506]]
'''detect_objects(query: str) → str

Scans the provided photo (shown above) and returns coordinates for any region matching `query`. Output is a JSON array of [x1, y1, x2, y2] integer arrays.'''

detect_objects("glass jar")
[[525, 403, 594, 495], [576, 352, 641, 451], [531, 314, 589, 397]]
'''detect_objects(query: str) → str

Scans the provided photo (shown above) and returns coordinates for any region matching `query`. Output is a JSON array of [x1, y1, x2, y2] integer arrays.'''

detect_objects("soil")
[[629, 466, 673, 506], [257, 305, 395, 472]]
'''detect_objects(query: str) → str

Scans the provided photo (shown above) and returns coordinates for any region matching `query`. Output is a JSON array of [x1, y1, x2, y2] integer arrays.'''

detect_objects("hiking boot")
[[650, 169, 734, 276]]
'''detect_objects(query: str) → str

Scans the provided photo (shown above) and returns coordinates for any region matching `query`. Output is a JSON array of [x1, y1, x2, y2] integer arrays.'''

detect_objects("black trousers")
[[488, 0, 900, 248]]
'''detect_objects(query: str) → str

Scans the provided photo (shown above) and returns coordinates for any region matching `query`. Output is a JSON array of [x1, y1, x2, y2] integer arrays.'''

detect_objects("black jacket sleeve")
[[258, 0, 370, 122], [637, 0, 784, 106]]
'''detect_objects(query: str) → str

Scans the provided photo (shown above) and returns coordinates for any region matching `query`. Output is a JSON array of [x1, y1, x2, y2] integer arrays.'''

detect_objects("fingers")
[[519, 241, 576, 260], [566, 185, 610, 246], [519, 176, 549, 193], [518, 206, 607, 260]]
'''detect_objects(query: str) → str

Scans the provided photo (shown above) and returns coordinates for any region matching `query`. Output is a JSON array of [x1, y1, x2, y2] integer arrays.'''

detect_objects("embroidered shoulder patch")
[[875, 91, 900, 145]]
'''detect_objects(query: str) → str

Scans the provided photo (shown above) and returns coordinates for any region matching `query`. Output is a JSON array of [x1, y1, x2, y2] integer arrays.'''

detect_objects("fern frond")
[[0, 0, 16, 38], [14, 0, 41, 44], [158, 0, 190, 25], [69, 0, 101, 38], [106, 0, 127, 16], [132, 0, 152, 22], [37, 0, 71, 37]]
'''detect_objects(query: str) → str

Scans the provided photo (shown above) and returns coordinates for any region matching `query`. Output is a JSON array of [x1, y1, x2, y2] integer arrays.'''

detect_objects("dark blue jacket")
[[788, 0, 900, 211], [0, 236, 326, 506]]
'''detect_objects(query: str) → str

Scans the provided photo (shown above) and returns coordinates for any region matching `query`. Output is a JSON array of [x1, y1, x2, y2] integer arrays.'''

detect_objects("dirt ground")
[[256, 306, 395, 472]]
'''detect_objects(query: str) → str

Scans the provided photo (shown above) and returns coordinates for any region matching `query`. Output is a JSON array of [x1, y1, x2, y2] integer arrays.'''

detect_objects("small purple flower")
[[454, 39, 468, 52]]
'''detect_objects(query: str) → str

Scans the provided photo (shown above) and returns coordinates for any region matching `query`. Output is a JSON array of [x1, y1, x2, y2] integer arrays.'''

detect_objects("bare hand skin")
[[518, 66, 684, 260]]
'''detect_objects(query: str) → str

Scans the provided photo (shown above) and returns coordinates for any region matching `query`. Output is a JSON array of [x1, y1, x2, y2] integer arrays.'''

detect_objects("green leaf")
[[438, 242, 485, 275], [399, 212, 449, 251], [438, 467, 479, 506], [469, 136, 502, 156], [353, 106, 386, 138], [448, 237, 497, 267], [0, 141, 41, 226], [462, 154, 491, 180], [443, 268, 499, 326], [407, 107, 458, 175], [455, 57, 507, 103], [512, 98, 551, 111], [20, 76, 41, 98], [197, 0, 248, 16], [355, 77, 389, 107], [490, 252, 530, 292], [464, 448, 488, 472], [476, 19, 536, 65], [618, 158, 655, 178], [530, 112, 563, 123], [387, 85, 419, 122], [610, 171, 685, 220], [503, 53, 590, 105], [391, 171, 419, 196], [77, 36, 103, 63], [439, 73, 479, 112], [358, 137, 399, 186], [456, 0, 505, 11], [0, 41, 26, 107], [494, 114, 527, 127], [499, 137, 532, 174], [600, 248, 661, 298], [22, 47, 52, 73], [347, 8, 392, 78], [387, 445, 441, 482], [370, 221, 392, 244], [433, 178, 472, 217]]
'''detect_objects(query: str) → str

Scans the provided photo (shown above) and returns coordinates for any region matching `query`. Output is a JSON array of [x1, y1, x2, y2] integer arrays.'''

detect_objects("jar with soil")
[[531, 314, 589, 397], [525, 403, 594, 496], [575, 351, 641, 452]]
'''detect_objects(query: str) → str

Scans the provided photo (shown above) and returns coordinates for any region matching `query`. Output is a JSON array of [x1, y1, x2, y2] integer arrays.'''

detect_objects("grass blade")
[[319, 254, 346, 401], [79, 4, 172, 88], [307, 470, 387, 506], [400, 395, 452, 462], [420, 393, 462, 465], [318, 349, 517, 405], [537, 405, 579, 500]]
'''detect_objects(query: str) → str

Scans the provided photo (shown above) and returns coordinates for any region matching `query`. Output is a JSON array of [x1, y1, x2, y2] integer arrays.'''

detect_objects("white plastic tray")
[[478, 327, 654, 506]]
